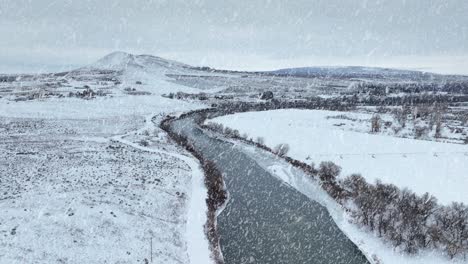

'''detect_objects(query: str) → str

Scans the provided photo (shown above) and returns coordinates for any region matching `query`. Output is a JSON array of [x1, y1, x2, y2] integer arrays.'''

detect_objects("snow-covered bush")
[[414, 125, 429, 139], [273, 143, 289, 157], [203, 160, 227, 210], [392, 107, 408, 128], [205, 122, 224, 133], [256, 136, 265, 145], [139, 140, 149, 147], [241, 132, 249, 139], [318, 161, 341, 183]]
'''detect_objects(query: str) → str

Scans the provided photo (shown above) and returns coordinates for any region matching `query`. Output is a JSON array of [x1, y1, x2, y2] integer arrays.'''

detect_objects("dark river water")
[[169, 114, 369, 264]]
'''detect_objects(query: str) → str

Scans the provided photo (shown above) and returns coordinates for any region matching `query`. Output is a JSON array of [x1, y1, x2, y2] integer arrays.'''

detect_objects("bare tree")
[[434, 121, 442, 138], [342, 167, 468, 259], [371, 114, 382, 133], [436, 202, 468, 259], [223, 127, 240, 137], [393, 107, 407, 128], [461, 114, 468, 126], [434, 113, 443, 138]]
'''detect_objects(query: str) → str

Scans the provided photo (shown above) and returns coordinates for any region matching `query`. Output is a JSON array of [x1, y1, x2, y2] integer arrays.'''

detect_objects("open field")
[[210, 109, 468, 204]]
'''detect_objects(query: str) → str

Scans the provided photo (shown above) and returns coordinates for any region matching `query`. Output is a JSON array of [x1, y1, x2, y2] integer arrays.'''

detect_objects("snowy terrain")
[[209, 109, 468, 205], [210, 110, 468, 263], [236, 142, 467, 264], [2, 50, 468, 263], [0, 52, 219, 263]]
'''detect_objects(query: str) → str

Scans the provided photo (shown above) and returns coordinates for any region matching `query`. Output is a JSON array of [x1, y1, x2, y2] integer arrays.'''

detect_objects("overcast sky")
[[1, 0, 467, 74]]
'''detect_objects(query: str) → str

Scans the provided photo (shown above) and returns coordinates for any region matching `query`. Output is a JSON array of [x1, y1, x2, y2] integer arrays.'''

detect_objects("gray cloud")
[[0, 0, 467, 73]]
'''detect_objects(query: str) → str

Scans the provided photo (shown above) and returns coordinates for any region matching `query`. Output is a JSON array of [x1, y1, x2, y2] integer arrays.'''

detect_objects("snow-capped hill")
[[136, 54, 192, 70], [92, 51, 140, 70], [89, 51, 192, 72]]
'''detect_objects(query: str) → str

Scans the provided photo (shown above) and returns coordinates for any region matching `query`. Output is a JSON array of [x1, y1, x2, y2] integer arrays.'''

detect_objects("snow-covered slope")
[[0, 52, 215, 263], [88, 51, 193, 74]]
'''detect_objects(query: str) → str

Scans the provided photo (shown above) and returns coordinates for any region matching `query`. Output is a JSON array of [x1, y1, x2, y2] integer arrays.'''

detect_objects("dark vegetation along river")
[[169, 113, 370, 264]]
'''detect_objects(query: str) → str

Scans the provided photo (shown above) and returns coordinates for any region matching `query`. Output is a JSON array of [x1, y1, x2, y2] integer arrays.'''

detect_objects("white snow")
[[0, 54, 216, 263], [210, 109, 468, 205], [112, 115, 212, 264]]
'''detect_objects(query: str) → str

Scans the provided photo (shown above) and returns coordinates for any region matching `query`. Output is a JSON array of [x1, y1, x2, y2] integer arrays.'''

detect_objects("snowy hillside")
[[90, 51, 193, 72], [0, 52, 216, 263]]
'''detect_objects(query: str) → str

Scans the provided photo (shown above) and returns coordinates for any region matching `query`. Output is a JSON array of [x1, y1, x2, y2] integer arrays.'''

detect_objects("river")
[[169, 113, 369, 264]]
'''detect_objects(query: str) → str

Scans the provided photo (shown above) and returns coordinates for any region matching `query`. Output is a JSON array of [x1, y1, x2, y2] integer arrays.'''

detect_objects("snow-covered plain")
[[210, 109, 468, 205], [0, 52, 218, 263]]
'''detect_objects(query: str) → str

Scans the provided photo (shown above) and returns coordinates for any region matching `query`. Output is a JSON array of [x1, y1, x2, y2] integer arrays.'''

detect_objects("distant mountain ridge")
[[269, 66, 440, 79], [81, 51, 465, 81]]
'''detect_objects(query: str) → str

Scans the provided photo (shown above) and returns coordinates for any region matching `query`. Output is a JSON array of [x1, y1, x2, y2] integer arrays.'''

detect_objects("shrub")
[[393, 108, 408, 128], [205, 122, 224, 133], [273, 143, 290, 157], [203, 160, 227, 210], [256, 137, 265, 145], [231, 129, 240, 138], [318, 161, 341, 183], [414, 125, 429, 139]]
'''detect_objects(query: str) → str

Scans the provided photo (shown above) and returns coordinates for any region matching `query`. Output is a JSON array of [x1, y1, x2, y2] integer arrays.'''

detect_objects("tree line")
[[342, 173, 468, 259]]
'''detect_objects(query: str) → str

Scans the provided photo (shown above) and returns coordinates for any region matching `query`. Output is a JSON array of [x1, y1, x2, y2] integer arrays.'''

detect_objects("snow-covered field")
[[210, 109, 468, 205], [0, 52, 217, 263]]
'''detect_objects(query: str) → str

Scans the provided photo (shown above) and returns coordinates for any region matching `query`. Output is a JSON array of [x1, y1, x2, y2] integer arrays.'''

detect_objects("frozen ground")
[[0, 52, 217, 263], [210, 109, 468, 205]]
